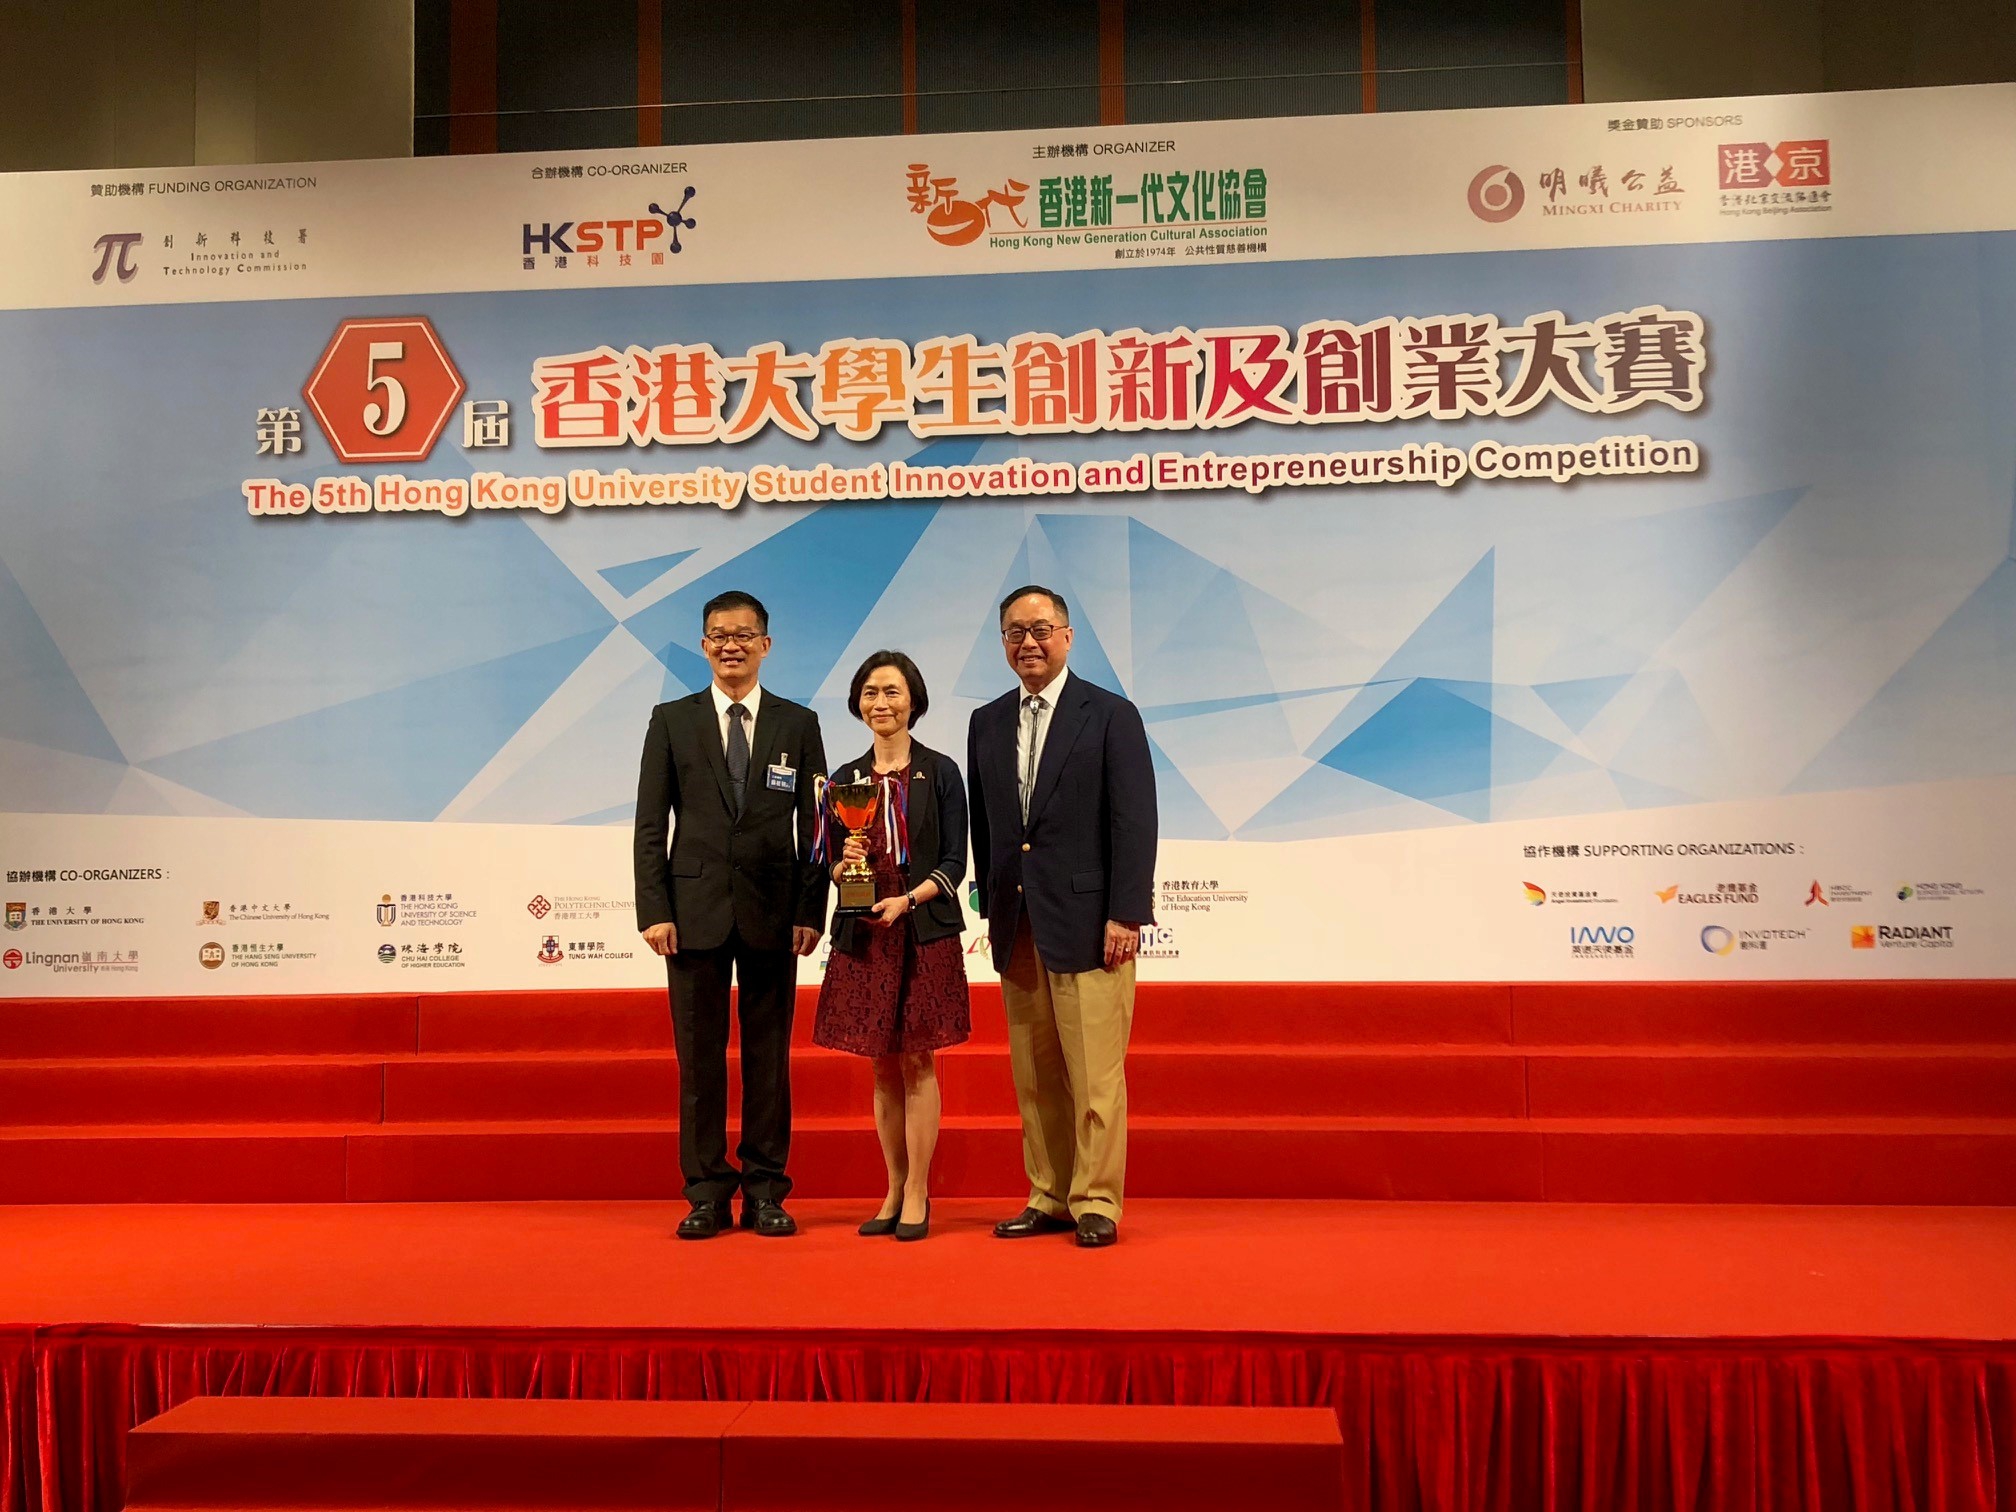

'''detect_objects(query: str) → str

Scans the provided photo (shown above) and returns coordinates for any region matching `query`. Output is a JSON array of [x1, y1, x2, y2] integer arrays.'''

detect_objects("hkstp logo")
[[521, 191, 697, 257], [1717, 140, 1830, 190], [1467, 166, 1526, 223], [91, 232, 143, 283]]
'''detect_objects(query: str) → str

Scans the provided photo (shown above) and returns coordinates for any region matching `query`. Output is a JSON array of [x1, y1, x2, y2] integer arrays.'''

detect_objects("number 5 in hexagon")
[[302, 316, 467, 464]]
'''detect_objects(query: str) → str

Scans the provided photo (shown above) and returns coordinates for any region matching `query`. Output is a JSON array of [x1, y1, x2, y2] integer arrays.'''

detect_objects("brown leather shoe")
[[993, 1207, 1075, 1238], [1075, 1213, 1118, 1248]]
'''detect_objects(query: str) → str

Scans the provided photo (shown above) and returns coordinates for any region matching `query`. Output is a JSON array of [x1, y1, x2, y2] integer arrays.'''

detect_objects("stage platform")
[[4, 1199, 2015, 1512]]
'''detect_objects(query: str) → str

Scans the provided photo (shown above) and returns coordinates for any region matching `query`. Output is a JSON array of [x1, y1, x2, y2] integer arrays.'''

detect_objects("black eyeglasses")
[[704, 630, 763, 647], [1002, 622, 1063, 646]]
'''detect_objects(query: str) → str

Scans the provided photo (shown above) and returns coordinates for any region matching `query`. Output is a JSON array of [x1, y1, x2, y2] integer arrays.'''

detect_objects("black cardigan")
[[827, 739, 969, 955]]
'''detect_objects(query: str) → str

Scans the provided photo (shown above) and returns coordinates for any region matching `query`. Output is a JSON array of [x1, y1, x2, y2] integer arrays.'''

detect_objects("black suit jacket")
[[968, 674, 1158, 975], [827, 740, 969, 957], [634, 689, 829, 953]]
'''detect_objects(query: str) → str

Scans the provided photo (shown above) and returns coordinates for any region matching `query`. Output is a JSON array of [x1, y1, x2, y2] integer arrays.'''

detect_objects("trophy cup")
[[827, 779, 883, 917]]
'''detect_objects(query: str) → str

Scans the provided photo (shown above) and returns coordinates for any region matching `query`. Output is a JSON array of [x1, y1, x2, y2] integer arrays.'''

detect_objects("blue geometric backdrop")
[[2, 232, 2013, 839]]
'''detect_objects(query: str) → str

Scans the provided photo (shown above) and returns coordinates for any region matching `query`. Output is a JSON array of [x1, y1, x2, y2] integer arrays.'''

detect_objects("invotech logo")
[[522, 192, 697, 257], [91, 232, 143, 283]]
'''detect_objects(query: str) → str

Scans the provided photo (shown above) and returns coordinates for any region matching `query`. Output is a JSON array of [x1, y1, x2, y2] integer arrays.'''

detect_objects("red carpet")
[[2, 982, 2014, 1203], [3, 1199, 2016, 1512]]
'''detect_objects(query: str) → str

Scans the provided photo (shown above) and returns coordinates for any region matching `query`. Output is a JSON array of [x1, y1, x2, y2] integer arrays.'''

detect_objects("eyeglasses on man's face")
[[704, 629, 764, 648], [1001, 622, 1063, 646]]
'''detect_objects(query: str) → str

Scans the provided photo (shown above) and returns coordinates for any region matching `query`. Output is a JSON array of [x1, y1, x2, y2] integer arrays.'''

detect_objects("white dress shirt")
[[1014, 664, 1070, 818], [709, 681, 762, 753]]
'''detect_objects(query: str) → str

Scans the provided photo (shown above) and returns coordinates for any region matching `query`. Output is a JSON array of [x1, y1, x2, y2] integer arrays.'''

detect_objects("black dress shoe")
[[676, 1201, 731, 1240], [894, 1199, 930, 1242], [1075, 1213, 1118, 1248], [741, 1198, 798, 1236], [993, 1207, 1075, 1238]]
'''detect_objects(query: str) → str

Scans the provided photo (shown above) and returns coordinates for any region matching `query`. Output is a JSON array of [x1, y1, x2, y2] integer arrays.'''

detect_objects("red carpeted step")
[[1528, 1047, 2016, 1117], [720, 1401, 1346, 1512], [414, 983, 1515, 1053], [1513, 980, 2016, 1045], [127, 1396, 742, 1512], [380, 1045, 1528, 1123], [0, 1128, 348, 1201], [11, 1115, 2016, 1203], [0, 1057, 385, 1125], [0, 993, 418, 1058], [1542, 1121, 2016, 1204]]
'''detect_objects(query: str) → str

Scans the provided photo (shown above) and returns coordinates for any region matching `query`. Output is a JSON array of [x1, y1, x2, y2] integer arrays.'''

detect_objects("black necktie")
[[726, 703, 751, 814]]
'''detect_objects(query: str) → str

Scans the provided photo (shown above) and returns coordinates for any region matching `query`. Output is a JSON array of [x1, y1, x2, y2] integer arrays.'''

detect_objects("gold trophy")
[[827, 779, 883, 917]]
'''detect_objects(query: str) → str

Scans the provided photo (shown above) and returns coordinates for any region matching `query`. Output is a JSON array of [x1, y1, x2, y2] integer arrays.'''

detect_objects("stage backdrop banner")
[[2, 84, 2014, 993]]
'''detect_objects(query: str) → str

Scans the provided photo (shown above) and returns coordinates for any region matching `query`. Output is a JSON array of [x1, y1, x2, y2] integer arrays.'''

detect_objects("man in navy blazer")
[[968, 585, 1157, 1247]]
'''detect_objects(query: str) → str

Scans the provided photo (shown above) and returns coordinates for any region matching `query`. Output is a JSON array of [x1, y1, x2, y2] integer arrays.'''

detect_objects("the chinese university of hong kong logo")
[[1718, 140, 1830, 190], [907, 161, 1270, 246], [92, 232, 143, 283], [520, 191, 697, 268]]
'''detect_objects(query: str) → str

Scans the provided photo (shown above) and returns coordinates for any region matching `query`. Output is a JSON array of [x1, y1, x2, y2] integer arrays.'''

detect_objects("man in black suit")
[[634, 590, 828, 1239], [968, 585, 1157, 1248]]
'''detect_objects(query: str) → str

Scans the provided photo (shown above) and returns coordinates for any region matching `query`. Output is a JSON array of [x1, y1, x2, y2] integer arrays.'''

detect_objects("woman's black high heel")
[[894, 1198, 930, 1242], [858, 1210, 900, 1237]]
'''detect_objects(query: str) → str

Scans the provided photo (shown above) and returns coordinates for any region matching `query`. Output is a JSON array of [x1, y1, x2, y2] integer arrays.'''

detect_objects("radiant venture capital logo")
[[91, 232, 143, 283], [1850, 925, 1875, 949], [1467, 166, 1525, 223]]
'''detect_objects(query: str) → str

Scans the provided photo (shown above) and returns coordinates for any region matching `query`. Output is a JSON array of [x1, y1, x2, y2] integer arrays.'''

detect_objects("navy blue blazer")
[[967, 673, 1158, 975]]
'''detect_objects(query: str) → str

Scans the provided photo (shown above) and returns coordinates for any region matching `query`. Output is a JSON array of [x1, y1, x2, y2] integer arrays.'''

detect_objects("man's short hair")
[[998, 584, 1070, 628], [702, 589, 769, 633], [847, 650, 930, 728]]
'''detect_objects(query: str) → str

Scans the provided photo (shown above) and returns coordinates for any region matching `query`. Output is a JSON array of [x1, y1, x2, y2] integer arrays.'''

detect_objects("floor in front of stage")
[[5, 1198, 2015, 1341]]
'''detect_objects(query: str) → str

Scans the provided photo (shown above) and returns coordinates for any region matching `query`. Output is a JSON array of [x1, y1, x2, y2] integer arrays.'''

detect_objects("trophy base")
[[833, 873, 880, 917]]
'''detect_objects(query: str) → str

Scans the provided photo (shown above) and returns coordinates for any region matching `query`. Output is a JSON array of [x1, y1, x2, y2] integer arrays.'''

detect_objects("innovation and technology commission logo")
[[1467, 166, 1525, 223]]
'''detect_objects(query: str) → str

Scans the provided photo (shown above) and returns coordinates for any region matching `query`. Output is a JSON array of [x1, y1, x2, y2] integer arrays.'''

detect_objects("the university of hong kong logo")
[[1467, 166, 1525, 223], [1717, 140, 1829, 190], [3, 902, 23, 932], [906, 163, 1031, 246], [92, 232, 143, 283]]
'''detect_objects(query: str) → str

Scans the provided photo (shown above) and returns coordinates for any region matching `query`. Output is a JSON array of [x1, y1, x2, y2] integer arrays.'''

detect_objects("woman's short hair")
[[848, 650, 929, 727]]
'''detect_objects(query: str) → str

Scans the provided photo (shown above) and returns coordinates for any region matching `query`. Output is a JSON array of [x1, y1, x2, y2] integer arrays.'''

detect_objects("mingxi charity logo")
[[1467, 166, 1525, 223]]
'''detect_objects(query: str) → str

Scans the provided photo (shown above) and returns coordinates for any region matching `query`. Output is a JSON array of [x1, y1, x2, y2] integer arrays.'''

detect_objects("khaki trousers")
[[999, 916, 1135, 1221]]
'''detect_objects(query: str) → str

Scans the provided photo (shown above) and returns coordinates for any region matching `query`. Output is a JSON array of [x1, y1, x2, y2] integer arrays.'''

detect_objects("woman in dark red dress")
[[813, 650, 971, 1241]]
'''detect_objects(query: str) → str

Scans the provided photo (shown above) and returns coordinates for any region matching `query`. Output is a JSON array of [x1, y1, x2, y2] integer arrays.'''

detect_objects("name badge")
[[766, 761, 797, 792]]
